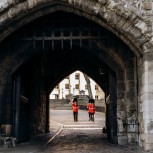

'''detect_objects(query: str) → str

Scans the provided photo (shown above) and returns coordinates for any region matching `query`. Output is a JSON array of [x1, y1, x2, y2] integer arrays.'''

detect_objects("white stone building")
[[50, 70, 104, 100]]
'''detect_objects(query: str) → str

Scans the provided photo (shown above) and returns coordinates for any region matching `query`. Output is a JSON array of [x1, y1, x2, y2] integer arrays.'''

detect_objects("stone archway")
[[0, 0, 153, 151], [0, 0, 151, 55]]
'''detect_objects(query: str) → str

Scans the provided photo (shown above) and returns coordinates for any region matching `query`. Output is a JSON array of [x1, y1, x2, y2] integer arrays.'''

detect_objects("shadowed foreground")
[[0, 110, 148, 153]]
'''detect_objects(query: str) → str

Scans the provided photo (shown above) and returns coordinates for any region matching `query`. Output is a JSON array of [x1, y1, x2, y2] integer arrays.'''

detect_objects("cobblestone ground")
[[37, 110, 147, 153], [38, 129, 145, 153], [0, 110, 152, 153]]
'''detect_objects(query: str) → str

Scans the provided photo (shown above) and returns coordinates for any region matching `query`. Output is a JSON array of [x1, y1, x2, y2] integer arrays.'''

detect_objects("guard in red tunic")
[[87, 99, 92, 121], [72, 98, 79, 122], [89, 99, 96, 121]]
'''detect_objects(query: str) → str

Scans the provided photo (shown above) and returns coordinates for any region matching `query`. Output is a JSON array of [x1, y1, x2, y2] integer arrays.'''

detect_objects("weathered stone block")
[[126, 92, 136, 99], [117, 110, 126, 118], [141, 119, 153, 133], [147, 120, 153, 133], [117, 120, 124, 132], [140, 100, 153, 112], [126, 82, 136, 91], [128, 104, 137, 111], [117, 82, 125, 91], [127, 123, 138, 133], [140, 93, 153, 102], [118, 135, 128, 145], [116, 18, 126, 29], [15, 0, 26, 3], [141, 84, 153, 94], [144, 143, 153, 151], [117, 100, 126, 111], [0, 1, 8, 12], [145, 133, 153, 143], [127, 133, 138, 143], [143, 112, 153, 120], [143, 52, 153, 61], [99, 0, 108, 5], [142, 2, 152, 10], [117, 91, 124, 99], [141, 134, 153, 150]]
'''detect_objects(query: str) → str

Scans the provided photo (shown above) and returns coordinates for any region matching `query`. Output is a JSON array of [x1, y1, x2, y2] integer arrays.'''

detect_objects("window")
[[75, 73, 80, 80], [95, 85, 99, 90], [65, 84, 69, 89], [75, 84, 79, 89], [55, 94, 59, 99], [95, 95, 98, 100], [85, 84, 87, 89]]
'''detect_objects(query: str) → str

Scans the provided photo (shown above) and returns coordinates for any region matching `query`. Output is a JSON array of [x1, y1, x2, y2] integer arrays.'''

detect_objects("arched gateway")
[[0, 0, 153, 151]]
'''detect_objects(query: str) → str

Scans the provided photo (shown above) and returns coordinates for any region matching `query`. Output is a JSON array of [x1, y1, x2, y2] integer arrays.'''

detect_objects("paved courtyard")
[[0, 110, 152, 153]]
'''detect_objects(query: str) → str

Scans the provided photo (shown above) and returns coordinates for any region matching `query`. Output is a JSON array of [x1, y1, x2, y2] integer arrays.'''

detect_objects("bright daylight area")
[[49, 70, 106, 153]]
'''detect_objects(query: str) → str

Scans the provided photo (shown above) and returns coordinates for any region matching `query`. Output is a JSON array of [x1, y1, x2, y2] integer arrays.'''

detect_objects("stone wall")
[[0, 0, 153, 150], [0, 0, 152, 55], [138, 52, 153, 150]]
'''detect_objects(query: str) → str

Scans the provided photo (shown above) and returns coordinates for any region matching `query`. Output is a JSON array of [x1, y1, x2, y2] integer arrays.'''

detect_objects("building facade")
[[50, 71, 105, 100]]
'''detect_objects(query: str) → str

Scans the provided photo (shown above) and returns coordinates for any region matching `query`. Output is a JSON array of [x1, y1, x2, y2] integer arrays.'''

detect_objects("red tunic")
[[89, 103, 96, 113], [87, 103, 91, 112], [72, 102, 78, 112]]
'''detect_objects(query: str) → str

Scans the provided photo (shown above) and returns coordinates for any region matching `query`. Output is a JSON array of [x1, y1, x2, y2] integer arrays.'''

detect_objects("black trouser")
[[73, 112, 78, 122], [88, 112, 91, 121], [90, 113, 94, 121]]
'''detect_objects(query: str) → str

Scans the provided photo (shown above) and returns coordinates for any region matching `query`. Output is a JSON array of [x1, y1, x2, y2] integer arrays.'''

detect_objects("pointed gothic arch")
[[0, 0, 151, 56], [0, 0, 152, 151]]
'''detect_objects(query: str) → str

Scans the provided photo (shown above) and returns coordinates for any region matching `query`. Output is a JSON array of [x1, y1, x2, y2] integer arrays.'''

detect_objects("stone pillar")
[[117, 72, 128, 145], [125, 57, 138, 144], [117, 57, 138, 145], [0, 83, 4, 124], [0, 75, 13, 137], [29, 63, 47, 136], [105, 71, 117, 143], [139, 52, 153, 151], [13, 75, 21, 140], [45, 94, 50, 133]]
